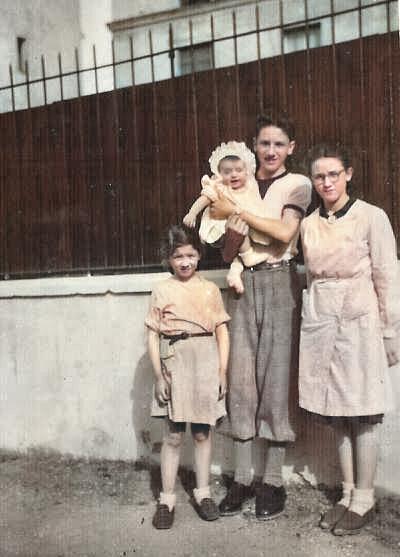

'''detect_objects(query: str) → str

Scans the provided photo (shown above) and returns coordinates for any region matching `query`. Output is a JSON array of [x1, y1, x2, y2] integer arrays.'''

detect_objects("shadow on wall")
[[130, 352, 164, 462]]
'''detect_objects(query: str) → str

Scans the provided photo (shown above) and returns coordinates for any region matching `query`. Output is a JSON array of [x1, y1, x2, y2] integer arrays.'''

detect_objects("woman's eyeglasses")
[[312, 169, 345, 184]]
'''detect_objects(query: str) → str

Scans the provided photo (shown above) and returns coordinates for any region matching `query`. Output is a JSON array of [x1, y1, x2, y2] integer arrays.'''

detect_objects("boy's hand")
[[218, 372, 227, 399], [155, 377, 170, 404], [183, 212, 196, 228]]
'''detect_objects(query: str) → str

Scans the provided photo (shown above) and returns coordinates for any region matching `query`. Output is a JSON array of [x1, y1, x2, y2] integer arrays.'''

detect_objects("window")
[[283, 22, 321, 53], [177, 42, 213, 75]]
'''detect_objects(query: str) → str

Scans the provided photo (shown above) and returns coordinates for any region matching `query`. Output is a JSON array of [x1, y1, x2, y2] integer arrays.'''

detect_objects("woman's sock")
[[349, 487, 375, 516], [193, 485, 211, 504]]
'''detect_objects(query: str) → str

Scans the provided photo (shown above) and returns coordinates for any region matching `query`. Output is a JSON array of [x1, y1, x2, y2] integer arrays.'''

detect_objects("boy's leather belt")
[[161, 332, 213, 345], [248, 259, 295, 272]]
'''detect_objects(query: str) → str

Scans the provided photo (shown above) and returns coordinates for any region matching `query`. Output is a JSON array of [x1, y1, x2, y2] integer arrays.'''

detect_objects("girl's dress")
[[145, 274, 230, 425], [299, 199, 400, 417]]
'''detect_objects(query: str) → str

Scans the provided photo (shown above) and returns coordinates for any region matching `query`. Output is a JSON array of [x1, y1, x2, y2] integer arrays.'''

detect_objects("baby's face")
[[219, 160, 247, 190]]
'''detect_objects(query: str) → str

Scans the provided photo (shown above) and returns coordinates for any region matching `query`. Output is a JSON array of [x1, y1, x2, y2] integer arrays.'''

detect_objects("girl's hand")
[[155, 376, 170, 404], [384, 337, 400, 367], [183, 212, 196, 228], [218, 372, 227, 399], [209, 191, 236, 219]]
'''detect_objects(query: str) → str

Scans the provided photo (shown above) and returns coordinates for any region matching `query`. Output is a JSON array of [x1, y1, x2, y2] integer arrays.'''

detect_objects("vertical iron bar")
[[111, 39, 116, 90], [75, 47, 81, 97], [149, 30, 155, 82], [232, 10, 242, 136], [25, 61, 31, 109], [169, 24, 175, 78], [358, 0, 367, 196], [149, 29, 161, 238], [129, 35, 142, 263], [304, 0, 314, 145], [93, 44, 99, 94], [189, 19, 194, 74], [210, 14, 220, 139], [189, 20, 200, 187], [386, 1, 397, 233], [255, 5, 264, 113], [233, 11, 238, 66], [9, 65, 15, 112], [58, 53, 64, 101], [279, 0, 287, 112], [330, 0, 339, 138], [129, 36, 136, 86], [41, 55, 47, 105]]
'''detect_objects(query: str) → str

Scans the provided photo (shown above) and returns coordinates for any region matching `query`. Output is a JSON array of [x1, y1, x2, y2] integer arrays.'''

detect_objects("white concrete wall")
[[1, 270, 400, 494]]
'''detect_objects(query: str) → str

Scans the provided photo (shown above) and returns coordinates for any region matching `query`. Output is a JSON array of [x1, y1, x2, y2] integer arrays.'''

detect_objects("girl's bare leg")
[[193, 429, 212, 490], [159, 423, 184, 510]]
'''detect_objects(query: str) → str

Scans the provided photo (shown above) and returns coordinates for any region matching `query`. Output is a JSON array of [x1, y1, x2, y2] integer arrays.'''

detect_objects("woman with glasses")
[[299, 144, 400, 535]]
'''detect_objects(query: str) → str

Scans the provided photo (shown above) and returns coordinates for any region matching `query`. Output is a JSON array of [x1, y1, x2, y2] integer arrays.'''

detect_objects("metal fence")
[[0, 2, 398, 278]]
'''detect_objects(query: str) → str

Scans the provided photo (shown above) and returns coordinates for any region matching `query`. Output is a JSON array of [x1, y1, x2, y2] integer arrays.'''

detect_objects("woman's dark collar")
[[319, 198, 356, 220]]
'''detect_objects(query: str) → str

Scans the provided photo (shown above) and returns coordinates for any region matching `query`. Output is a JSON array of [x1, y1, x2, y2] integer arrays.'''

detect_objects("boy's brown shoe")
[[218, 481, 254, 516]]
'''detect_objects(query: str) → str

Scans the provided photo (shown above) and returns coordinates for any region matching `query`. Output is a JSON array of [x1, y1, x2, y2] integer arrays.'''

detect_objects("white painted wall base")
[[0, 270, 399, 494]]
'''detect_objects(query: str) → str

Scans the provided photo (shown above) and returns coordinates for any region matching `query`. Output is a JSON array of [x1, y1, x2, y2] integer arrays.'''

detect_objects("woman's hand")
[[155, 376, 170, 404], [209, 191, 236, 220], [384, 337, 400, 367], [218, 371, 227, 399]]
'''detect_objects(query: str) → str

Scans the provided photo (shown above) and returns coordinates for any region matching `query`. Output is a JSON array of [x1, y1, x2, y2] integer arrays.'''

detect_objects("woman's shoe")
[[193, 497, 220, 521], [332, 507, 375, 536]]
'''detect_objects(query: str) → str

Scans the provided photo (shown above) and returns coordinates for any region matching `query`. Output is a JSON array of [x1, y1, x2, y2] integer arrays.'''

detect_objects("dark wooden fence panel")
[[0, 32, 398, 278]]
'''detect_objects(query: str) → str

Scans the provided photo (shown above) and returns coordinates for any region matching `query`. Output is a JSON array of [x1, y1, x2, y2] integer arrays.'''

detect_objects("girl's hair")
[[160, 225, 203, 269], [217, 155, 241, 171], [309, 143, 352, 171], [255, 112, 295, 141]]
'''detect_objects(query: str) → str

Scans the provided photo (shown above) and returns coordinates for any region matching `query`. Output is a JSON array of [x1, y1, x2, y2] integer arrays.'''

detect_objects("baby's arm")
[[227, 257, 245, 294], [148, 329, 170, 403], [215, 322, 229, 399], [183, 194, 211, 228]]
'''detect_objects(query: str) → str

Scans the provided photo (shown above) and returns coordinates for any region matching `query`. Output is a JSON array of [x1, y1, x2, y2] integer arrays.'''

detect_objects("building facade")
[[0, 0, 398, 112]]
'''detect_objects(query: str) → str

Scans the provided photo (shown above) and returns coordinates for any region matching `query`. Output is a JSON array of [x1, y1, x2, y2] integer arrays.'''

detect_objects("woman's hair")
[[159, 225, 203, 269], [308, 143, 352, 171], [255, 112, 295, 141], [217, 155, 241, 171]]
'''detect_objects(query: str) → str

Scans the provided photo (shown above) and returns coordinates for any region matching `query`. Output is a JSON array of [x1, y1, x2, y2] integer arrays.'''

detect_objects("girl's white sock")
[[159, 491, 176, 512], [193, 485, 211, 504], [338, 481, 354, 507], [349, 487, 375, 516]]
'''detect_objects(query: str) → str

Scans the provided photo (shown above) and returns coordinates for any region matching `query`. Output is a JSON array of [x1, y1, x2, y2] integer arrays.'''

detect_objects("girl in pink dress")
[[300, 144, 400, 535], [146, 225, 230, 529]]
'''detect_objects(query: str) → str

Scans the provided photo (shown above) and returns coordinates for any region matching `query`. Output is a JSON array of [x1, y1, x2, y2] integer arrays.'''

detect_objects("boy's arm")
[[183, 195, 211, 228], [215, 322, 229, 399], [148, 329, 170, 403]]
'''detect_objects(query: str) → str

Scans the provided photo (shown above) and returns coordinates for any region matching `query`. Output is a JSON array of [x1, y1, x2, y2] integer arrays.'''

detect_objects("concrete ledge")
[[0, 269, 229, 298]]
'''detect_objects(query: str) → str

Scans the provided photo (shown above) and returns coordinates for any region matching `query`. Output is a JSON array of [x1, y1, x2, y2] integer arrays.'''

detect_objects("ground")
[[1, 450, 400, 557]]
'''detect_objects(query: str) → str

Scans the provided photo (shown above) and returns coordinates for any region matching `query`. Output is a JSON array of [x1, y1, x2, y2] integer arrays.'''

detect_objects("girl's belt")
[[161, 332, 213, 345]]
